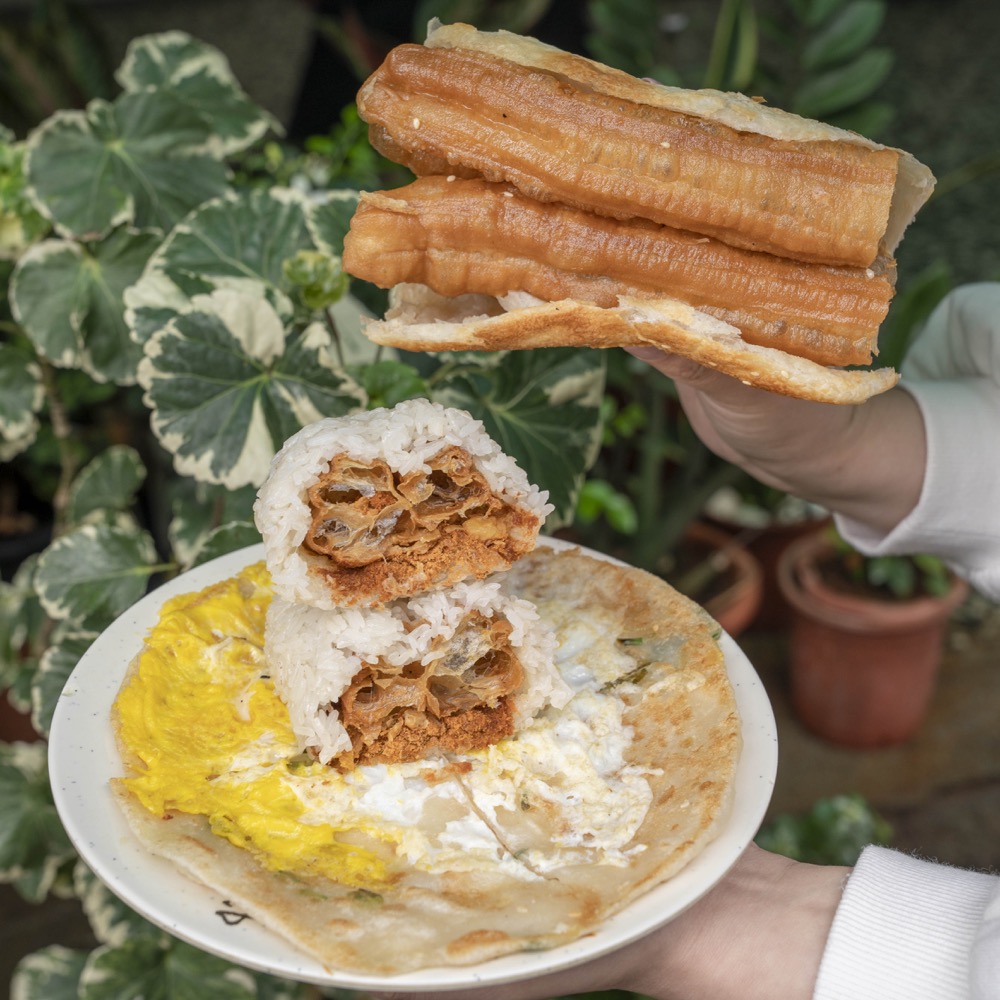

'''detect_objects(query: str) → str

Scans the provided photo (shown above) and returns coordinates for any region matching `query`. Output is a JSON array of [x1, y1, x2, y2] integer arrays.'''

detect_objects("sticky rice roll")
[[264, 577, 569, 767], [254, 400, 553, 608]]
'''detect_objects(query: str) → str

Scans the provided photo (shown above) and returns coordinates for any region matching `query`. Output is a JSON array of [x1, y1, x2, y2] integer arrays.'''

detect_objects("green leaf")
[[76, 938, 290, 1000], [0, 742, 76, 903], [576, 478, 638, 534], [74, 862, 168, 948], [802, 0, 886, 72], [795, 0, 851, 30], [306, 188, 360, 256], [353, 359, 428, 409], [11, 228, 162, 382], [825, 98, 894, 139], [792, 47, 893, 119], [34, 522, 159, 626], [433, 348, 606, 526], [25, 97, 229, 240], [11, 944, 88, 1000], [0, 341, 43, 454], [66, 445, 146, 525], [125, 187, 316, 344], [0, 132, 50, 259], [188, 521, 261, 567], [137, 287, 365, 488], [0, 558, 46, 702], [167, 481, 258, 568], [115, 31, 277, 157], [32, 627, 97, 737]]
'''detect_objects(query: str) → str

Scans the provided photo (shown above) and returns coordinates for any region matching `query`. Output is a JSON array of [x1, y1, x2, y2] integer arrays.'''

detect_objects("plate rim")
[[48, 538, 777, 990]]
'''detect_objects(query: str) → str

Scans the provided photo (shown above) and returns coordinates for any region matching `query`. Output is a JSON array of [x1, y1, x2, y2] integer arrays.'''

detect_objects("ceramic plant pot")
[[777, 530, 968, 748]]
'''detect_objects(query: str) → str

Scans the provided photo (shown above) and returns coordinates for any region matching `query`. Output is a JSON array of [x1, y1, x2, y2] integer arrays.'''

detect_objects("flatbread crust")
[[111, 548, 740, 975], [364, 284, 900, 405]]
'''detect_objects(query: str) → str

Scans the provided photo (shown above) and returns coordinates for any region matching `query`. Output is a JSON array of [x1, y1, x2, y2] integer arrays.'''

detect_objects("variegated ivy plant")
[[0, 31, 605, 999]]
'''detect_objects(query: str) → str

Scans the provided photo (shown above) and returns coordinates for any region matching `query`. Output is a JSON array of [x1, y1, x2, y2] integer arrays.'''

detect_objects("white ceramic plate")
[[49, 540, 777, 991]]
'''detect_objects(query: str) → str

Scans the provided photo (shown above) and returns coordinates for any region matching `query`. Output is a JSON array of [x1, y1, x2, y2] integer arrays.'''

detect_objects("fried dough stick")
[[343, 176, 896, 368], [358, 41, 902, 268], [334, 612, 523, 767], [303, 444, 541, 606]]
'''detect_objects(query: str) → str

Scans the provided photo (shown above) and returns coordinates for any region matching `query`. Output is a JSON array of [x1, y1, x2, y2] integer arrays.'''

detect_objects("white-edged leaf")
[[0, 558, 46, 701], [25, 98, 229, 241], [433, 347, 606, 526], [116, 31, 278, 156], [0, 342, 43, 451], [66, 445, 147, 525], [0, 742, 76, 903], [32, 627, 97, 737], [188, 521, 261, 568], [11, 229, 160, 382], [73, 862, 167, 948], [138, 286, 364, 488], [0, 131, 50, 260], [306, 188, 359, 256], [125, 187, 317, 344], [34, 522, 159, 626], [78, 938, 270, 1000], [10, 944, 87, 1000], [167, 481, 257, 568]]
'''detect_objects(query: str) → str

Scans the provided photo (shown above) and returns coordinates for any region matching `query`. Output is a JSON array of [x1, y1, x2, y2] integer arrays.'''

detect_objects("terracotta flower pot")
[[680, 521, 764, 638], [777, 531, 968, 748]]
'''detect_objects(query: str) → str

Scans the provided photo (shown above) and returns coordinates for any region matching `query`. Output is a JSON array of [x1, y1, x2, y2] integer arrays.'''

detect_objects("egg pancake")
[[111, 546, 740, 975]]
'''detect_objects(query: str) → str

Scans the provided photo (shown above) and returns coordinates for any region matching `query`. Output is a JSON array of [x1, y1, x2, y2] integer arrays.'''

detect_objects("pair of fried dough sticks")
[[342, 22, 936, 403]]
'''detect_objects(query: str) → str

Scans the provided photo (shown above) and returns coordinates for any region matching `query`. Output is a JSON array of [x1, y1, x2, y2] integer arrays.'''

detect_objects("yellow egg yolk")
[[114, 562, 392, 889]]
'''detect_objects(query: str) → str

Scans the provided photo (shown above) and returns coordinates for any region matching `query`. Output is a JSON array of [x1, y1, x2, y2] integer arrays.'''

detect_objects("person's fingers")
[[624, 345, 721, 387]]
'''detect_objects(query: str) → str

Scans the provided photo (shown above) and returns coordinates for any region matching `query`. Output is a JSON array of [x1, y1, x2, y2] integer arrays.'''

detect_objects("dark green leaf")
[[34, 522, 159, 625], [77, 937, 298, 1000], [73, 862, 168, 948], [307, 189, 360, 256], [432, 348, 606, 526], [354, 359, 429, 408], [33, 627, 96, 736], [802, 0, 886, 72], [792, 47, 893, 119], [0, 742, 76, 903], [66, 445, 147, 525], [11, 944, 88, 1000], [167, 481, 258, 568], [188, 521, 262, 567], [0, 340, 43, 452]]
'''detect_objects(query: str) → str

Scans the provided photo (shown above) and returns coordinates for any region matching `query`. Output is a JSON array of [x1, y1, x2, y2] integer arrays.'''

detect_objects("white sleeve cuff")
[[836, 378, 1000, 601], [814, 846, 999, 1000]]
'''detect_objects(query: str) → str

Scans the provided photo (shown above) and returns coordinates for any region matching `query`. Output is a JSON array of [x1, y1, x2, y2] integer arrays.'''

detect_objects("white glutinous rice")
[[265, 577, 570, 764]]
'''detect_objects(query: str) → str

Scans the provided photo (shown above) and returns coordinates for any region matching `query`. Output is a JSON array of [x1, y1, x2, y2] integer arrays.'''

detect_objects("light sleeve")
[[813, 846, 1000, 1000], [836, 283, 1000, 601]]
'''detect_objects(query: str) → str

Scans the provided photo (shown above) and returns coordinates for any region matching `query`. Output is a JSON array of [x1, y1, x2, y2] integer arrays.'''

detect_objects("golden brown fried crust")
[[343, 176, 895, 367], [358, 42, 901, 268], [303, 445, 541, 605]]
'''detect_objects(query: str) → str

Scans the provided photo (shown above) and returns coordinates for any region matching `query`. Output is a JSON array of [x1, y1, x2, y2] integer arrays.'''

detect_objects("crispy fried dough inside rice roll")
[[254, 400, 553, 608], [265, 580, 569, 768], [343, 176, 896, 368]]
